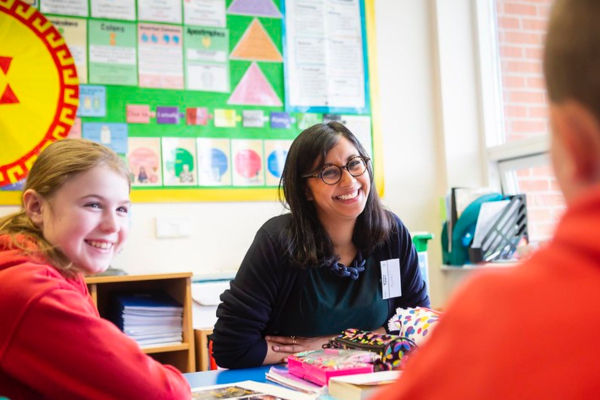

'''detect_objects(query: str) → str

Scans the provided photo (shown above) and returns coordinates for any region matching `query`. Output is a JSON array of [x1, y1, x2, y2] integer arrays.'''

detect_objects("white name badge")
[[380, 258, 402, 300]]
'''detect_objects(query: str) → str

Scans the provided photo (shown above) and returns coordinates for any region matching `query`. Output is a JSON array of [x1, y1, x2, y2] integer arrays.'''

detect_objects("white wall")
[[0, 0, 487, 308]]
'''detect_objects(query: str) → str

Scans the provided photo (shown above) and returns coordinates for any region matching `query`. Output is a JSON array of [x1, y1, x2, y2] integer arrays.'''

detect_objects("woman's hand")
[[266, 335, 333, 354]]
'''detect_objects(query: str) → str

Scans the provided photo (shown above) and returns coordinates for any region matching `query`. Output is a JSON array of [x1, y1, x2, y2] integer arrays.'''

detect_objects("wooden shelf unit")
[[85, 272, 196, 373]]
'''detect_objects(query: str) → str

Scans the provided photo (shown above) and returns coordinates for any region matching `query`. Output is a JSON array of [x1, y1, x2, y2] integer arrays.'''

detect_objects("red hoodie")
[[372, 186, 600, 400], [0, 236, 190, 400]]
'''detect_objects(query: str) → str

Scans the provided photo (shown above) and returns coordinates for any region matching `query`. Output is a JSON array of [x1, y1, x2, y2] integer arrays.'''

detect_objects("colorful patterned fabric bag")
[[387, 307, 442, 346], [324, 328, 417, 371]]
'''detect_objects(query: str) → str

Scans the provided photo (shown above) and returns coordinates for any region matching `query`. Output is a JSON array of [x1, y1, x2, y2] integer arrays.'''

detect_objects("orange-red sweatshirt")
[[374, 186, 600, 400], [0, 236, 190, 400]]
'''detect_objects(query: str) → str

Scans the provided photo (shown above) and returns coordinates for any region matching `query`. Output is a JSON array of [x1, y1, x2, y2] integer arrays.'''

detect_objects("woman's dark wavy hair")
[[278, 122, 395, 268]]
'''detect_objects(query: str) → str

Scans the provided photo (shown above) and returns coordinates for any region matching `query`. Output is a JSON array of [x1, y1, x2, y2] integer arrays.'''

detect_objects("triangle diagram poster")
[[228, 62, 282, 106], [227, 0, 282, 18], [230, 18, 283, 62]]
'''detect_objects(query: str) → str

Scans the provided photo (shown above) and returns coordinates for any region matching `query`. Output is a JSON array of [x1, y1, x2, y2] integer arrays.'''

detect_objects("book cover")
[[328, 371, 401, 400], [191, 380, 315, 400]]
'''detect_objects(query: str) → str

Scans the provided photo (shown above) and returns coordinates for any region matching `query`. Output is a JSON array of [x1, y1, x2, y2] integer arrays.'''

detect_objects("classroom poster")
[[67, 118, 82, 138], [77, 85, 106, 117], [283, 0, 367, 113], [264, 140, 292, 186], [214, 109, 237, 127], [91, 0, 135, 20], [227, 0, 282, 18], [47, 16, 88, 83], [82, 122, 128, 154], [128, 137, 163, 186], [184, 26, 230, 92], [184, 0, 226, 27], [138, 0, 182, 24], [41, 0, 88, 17], [297, 113, 322, 129], [196, 138, 231, 186], [162, 138, 198, 186], [88, 20, 138, 86], [138, 24, 184, 89], [229, 18, 283, 62], [341, 115, 372, 155], [231, 139, 264, 186], [242, 110, 266, 128], [227, 62, 282, 106]]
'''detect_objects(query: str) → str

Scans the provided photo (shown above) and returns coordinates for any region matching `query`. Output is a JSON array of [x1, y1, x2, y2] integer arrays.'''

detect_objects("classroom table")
[[184, 365, 271, 388]]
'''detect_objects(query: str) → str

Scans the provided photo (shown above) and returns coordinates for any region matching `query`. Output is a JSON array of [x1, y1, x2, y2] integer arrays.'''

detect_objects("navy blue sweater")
[[213, 212, 430, 369]]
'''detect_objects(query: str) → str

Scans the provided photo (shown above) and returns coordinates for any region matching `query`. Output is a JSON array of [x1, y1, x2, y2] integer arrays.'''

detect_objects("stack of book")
[[328, 371, 401, 400], [111, 292, 183, 347]]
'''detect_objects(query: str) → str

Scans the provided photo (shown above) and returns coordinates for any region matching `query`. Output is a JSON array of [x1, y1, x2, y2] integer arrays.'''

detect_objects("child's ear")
[[22, 189, 45, 228], [559, 101, 600, 183]]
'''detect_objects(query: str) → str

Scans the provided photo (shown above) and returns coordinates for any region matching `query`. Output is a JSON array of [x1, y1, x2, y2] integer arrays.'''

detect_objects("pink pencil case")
[[287, 349, 377, 386]]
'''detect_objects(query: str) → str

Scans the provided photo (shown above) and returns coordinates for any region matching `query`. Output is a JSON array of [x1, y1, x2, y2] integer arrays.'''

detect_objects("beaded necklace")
[[328, 251, 366, 280]]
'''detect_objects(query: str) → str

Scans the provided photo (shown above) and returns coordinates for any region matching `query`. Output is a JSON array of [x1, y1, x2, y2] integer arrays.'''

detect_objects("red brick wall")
[[495, 0, 564, 241], [496, 0, 552, 142]]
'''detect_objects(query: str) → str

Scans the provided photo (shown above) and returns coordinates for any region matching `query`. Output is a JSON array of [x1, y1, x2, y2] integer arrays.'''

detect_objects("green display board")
[[0, 0, 383, 204]]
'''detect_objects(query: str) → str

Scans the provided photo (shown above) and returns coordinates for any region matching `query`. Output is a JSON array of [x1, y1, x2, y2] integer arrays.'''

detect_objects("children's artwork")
[[162, 138, 198, 186], [228, 62, 282, 106], [77, 85, 106, 117], [88, 20, 137, 85], [264, 140, 292, 186], [90, 0, 135, 20], [82, 123, 128, 154], [127, 104, 152, 123], [231, 139, 264, 186], [297, 113, 322, 130], [230, 18, 283, 62], [270, 112, 292, 129], [184, 0, 226, 27], [227, 0, 282, 18], [41, 0, 88, 17], [48, 16, 88, 83], [196, 138, 231, 186], [242, 110, 266, 128], [214, 109, 237, 127], [184, 27, 230, 92], [138, 24, 184, 89], [128, 137, 162, 186], [138, 0, 182, 24]]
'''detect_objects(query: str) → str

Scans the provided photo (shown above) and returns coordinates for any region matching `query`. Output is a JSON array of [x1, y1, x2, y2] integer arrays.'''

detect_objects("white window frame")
[[474, 0, 551, 191]]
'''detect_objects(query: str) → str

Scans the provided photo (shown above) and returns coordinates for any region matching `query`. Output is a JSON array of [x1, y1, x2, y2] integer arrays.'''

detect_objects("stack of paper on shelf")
[[111, 292, 183, 347], [328, 371, 401, 400]]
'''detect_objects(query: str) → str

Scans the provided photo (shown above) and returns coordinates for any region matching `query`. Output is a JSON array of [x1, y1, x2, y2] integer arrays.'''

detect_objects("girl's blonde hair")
[[0, 139, 130, 276]]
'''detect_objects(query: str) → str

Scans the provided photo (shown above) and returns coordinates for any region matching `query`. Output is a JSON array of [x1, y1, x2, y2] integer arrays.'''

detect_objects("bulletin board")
[[0, 0, 384, 204]]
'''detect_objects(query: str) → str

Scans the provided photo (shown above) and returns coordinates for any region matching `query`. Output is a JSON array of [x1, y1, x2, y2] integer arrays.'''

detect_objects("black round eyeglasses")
[[302, 156, 370, 185]]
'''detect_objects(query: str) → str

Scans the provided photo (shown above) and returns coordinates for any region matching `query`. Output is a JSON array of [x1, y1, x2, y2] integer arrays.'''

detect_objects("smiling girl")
[[0, 139, 190, 399]]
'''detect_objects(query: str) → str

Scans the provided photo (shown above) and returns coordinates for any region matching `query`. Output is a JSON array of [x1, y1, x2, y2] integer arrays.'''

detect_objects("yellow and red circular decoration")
[[0, 0, 79, 187]]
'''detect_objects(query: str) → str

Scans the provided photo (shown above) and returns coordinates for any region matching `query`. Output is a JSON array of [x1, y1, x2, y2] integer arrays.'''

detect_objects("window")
[[478, 0, 564, 243]]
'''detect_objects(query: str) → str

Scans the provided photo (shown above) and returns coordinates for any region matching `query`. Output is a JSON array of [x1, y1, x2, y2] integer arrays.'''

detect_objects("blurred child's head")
[[544, 0, 600, 203], [0, 139, 131, 276]]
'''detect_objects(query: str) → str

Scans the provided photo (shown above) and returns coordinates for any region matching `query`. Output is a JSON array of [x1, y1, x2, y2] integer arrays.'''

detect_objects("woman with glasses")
[[212, 122, 430, 369]]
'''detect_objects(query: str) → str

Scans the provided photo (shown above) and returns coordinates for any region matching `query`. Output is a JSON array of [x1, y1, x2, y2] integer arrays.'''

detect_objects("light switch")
[[155, 217, 191, 239]]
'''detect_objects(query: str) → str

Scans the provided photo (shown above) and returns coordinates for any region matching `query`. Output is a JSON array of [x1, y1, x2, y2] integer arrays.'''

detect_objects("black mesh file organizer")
[[468, 194, 528, 263]]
